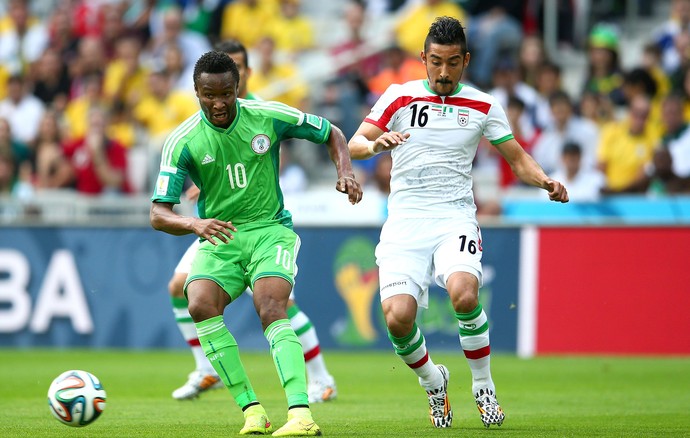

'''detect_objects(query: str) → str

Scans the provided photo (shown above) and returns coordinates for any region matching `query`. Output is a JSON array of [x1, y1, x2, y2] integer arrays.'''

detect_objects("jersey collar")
[[199, 100, 242, 134], [423, 79, 463, 96]]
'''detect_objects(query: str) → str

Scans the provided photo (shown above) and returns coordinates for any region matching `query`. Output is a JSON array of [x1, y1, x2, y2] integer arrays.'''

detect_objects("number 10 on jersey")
[[226, 163, 247, 189]]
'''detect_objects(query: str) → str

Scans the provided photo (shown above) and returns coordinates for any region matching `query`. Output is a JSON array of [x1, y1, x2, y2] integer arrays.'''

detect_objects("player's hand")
[[192, 218, 237, 245], [336, 175, 363, 204], [373, 131, 410, 153], [546, 180, 569, 203]]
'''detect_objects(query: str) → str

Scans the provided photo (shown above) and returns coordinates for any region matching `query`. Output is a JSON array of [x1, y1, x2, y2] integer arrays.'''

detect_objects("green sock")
[[265, 319, 308, 407], [195, 316, 257, 409]]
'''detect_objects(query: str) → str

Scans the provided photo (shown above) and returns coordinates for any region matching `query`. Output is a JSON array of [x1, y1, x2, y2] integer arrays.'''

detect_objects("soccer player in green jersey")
[[168, 40, 339, 405], [151, 51, 362, 436]]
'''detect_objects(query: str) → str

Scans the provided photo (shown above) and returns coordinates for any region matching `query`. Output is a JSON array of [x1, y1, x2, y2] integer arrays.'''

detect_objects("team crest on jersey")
[[251, 134, 270, 154], [458, 109, 470, 127]]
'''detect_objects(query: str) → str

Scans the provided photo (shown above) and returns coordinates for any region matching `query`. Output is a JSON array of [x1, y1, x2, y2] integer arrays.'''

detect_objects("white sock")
[[457, 305, 495, 394], [389, 324, 443, 391]]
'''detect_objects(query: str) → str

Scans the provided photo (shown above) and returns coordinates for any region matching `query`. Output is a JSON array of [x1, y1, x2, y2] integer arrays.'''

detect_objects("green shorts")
[[185, 222, 300, 301]]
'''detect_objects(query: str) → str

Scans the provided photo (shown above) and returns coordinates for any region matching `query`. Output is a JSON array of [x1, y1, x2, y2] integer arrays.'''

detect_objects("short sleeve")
[[150, 144, 191, 204], [278, 112, 332, 145], [484, 101, 514, 145], [597, 123, 616, 164], [364, 84, 404, 132]]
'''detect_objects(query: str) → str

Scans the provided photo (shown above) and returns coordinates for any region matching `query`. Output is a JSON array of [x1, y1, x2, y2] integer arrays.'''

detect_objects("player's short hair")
[[215, 39, 249, 68], [424, 16, 467, 54], [193, 50, 240, 87]]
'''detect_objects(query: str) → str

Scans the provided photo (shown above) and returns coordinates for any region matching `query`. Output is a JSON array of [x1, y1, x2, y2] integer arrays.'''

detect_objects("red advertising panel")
[[536, 227, 690, 355]]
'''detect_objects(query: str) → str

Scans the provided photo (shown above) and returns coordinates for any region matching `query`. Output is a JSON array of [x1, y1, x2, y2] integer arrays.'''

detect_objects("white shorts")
[[376, 217, 483, 308], [174, 239, 200, 274], [175, 239, 297, 299]]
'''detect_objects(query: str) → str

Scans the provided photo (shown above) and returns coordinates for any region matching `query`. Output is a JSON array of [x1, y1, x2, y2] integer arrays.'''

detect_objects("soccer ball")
[[47, 370, 106, 427]]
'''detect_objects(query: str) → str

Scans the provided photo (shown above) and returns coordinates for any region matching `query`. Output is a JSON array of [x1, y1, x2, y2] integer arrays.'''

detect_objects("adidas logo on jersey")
[[201, 154, 215, 165]]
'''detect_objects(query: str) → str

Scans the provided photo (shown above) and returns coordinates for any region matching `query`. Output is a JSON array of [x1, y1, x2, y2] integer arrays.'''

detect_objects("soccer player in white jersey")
[[168, 40, 338, 405], [348, 16, 568, 429]]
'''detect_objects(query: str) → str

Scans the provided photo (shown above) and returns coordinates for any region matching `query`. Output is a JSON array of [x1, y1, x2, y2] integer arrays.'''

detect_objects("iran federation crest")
[[458, 109, 470, 127], [251, 134, 270, 154]]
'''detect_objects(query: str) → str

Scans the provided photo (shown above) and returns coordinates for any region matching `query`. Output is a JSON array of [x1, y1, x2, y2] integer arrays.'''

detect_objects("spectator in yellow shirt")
[[621, 68, 663, 138], [598, 95, 660, 193], [103, 34, 149, 107], [394, 0, 467, 57], [268, 0, 314, 56], [0, 0, 48, 75], [63, 73, 107, 141], [220, 0, 278, 49], [247, 36, 308, 110], [108, 100, 137, 150], [0, 65, 9, 100], [133, 68, 197, 145]]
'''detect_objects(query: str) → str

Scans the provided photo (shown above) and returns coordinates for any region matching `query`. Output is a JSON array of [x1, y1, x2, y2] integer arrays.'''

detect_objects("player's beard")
[[434, 80, 455, 96]]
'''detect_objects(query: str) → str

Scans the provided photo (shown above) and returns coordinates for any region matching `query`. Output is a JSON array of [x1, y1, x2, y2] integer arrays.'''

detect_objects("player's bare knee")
[[451, 292, 479, 314], [447, 272, 479, 313], [383, 306, 416, 337], [167, 280, 182, 298], [188, 296, 226, 322], [186, 299, 207, 322], [386, 316, 415, 337], [252, 294, 287, 329], [382, 295, 417, 336], [186, 281, 228, 322], [168, 272, 187, 298], [256, 305, 287, 330]]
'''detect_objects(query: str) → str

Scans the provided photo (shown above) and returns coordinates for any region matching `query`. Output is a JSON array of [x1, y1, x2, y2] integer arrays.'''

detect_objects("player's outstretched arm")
[[150, 202, 237, 244], [348, 121, 409, 160], [326, 124, 363, 205], [494, 138, 569, 203]]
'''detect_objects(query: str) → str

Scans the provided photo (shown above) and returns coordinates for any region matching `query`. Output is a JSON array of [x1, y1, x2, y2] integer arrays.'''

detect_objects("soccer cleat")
[[475, 388, 505, 428], [427, 365, 452, 428], [240, 404, 273, 435], [171, 370, 224, 400], [272, 407, 322, 436], [307, 375, 337, 403]]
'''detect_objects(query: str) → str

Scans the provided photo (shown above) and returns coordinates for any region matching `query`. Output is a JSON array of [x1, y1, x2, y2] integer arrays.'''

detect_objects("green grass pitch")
[[1, 350, 689, 437]]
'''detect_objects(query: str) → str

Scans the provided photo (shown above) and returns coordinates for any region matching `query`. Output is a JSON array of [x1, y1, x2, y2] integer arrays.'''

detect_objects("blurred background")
[[2, 0, 690, 223], [0, 0, 689, 356]]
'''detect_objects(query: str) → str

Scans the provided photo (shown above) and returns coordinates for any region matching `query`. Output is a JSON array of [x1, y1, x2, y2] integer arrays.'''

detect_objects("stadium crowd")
[[1, 0, 690, 209]]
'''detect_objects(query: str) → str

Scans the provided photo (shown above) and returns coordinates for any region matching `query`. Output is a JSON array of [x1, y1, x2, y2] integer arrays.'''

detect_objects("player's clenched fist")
[[336, 175, 363, 205], [545, 180, 569, 203]]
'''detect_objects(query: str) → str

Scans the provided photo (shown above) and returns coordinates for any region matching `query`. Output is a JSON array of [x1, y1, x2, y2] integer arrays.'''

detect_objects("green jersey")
[[151, 99, 331, 226]]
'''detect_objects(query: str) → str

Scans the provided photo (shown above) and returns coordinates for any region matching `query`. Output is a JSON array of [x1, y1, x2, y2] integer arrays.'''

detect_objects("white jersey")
[[365, 80, 513, 220]]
